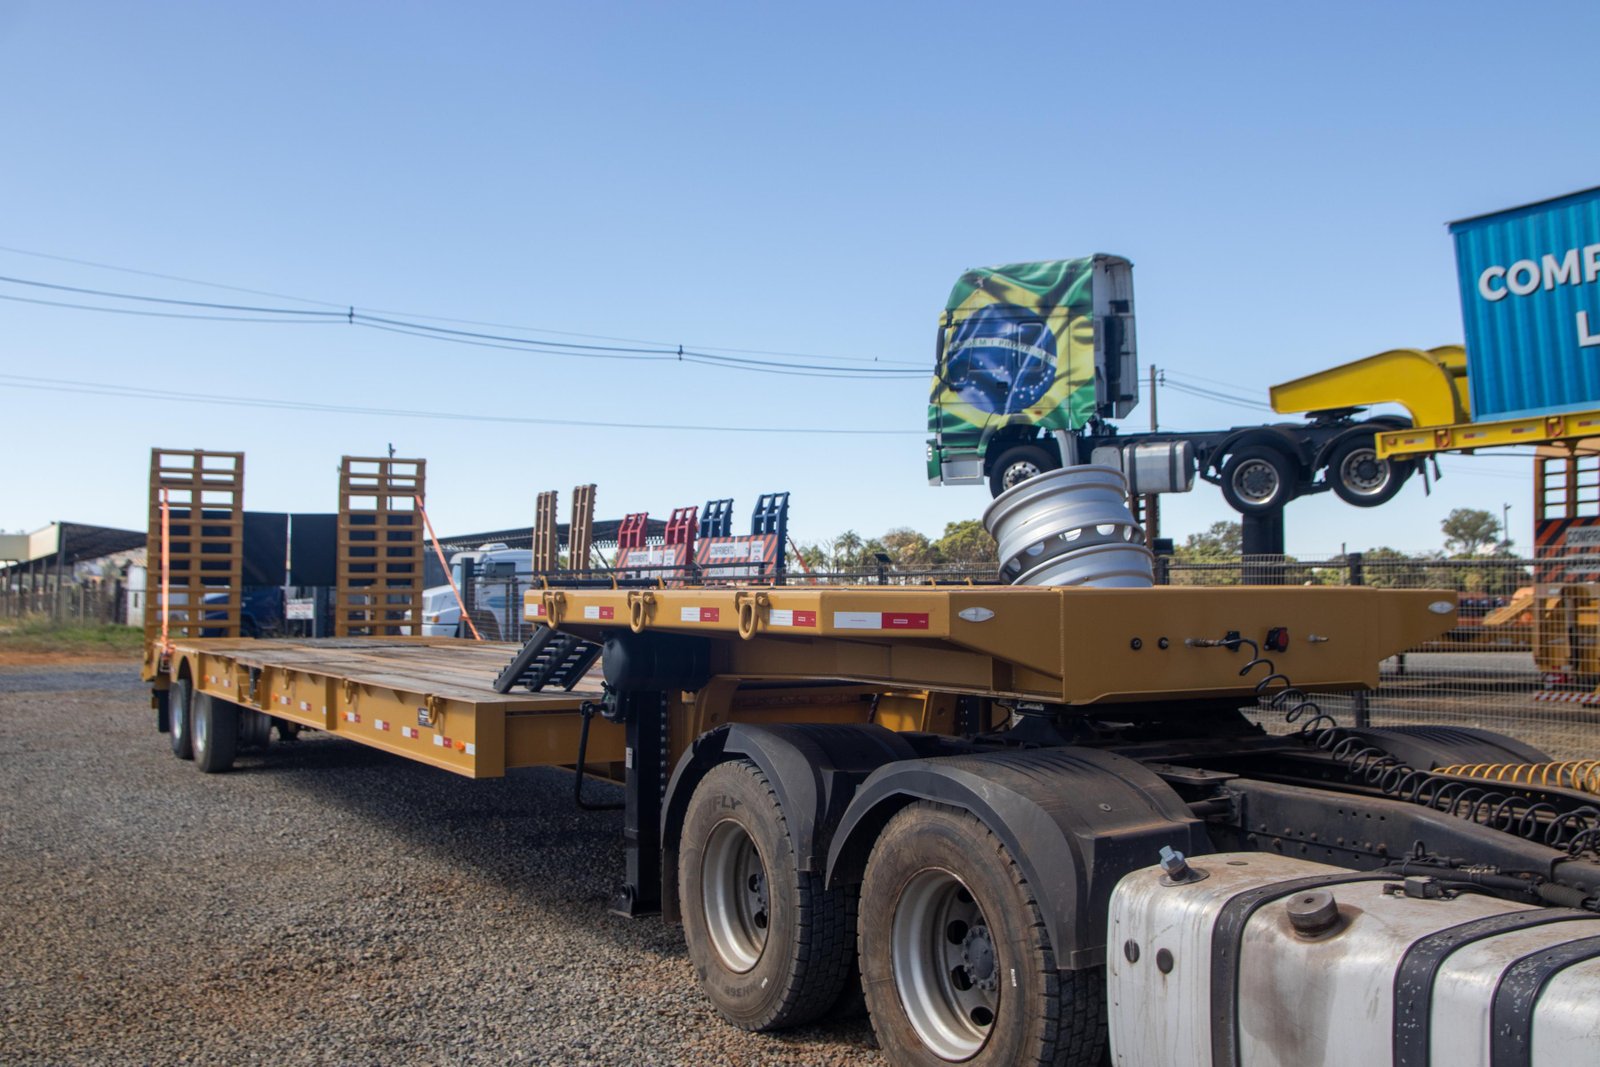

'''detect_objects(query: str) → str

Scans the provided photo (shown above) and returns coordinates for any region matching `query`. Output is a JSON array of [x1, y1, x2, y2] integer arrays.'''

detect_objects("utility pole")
[[1143, 366, 1161, 547], [1502, 502, 1512, 548]]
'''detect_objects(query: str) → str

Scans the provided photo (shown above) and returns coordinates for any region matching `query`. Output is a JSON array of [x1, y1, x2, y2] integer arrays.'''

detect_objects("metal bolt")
[[1158, 846, 1189, 879]]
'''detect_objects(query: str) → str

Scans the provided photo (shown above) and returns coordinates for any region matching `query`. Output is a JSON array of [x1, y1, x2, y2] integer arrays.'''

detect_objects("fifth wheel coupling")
[[983, 465, 1154, 587]]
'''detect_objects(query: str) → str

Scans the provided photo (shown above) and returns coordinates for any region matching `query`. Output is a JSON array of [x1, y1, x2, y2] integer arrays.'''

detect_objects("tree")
[[832, 530, 865, 571], [1441, 508, 1501, 557], [934, 520, 997, 566], [881, 527, 938, 568], [1171, 521, 1242, 586]]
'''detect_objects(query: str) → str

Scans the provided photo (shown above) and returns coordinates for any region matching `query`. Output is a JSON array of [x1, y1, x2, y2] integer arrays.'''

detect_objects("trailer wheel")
[[1219, 444, 1295, 514], [169, 677, 194, 760], [859, 802, 1106, 1067], [191, 693, 239, 773], [679, 760, 854, 1031], [988, 444, 1057, 497], [1328, 435, 1412, 507]]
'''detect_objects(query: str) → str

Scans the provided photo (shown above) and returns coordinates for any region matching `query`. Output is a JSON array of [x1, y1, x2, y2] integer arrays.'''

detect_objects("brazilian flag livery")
[[929, 258, 1101, 447]]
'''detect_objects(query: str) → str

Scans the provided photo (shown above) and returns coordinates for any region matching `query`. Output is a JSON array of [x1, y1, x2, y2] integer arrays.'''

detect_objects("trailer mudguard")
[[825, 747, 1211, 969], [659, 722, 926, 924], [1340, 724, 1551, 768]]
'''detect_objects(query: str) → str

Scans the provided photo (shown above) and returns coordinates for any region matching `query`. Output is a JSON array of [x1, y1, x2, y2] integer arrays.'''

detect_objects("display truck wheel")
[[168, 677, 194, 760], [679, 760, 855, 1031], [858, 802, 1106, 1067], [1328, 435, 1412, 507], [1219, 444, 1295, 514], [988, 444, 1058, 498], [191, 692, 239, 774]]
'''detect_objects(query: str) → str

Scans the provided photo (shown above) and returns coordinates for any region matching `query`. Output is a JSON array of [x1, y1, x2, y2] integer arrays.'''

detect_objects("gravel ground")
[[0, 664, 880, 1065]]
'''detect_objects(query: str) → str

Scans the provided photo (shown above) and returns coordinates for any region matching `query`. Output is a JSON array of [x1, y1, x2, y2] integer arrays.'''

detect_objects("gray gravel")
[[0, 665, 880, 1065]]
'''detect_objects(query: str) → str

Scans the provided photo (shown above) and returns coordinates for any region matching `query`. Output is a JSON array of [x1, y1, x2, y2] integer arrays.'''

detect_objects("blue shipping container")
[[1450, 186, 1600, 421]]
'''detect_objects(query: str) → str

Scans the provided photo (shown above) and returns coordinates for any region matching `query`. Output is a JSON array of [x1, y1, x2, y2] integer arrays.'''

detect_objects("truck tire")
[[169, 677, 194, 760], [1219, 444, 1295, 514], [1327, 435, 1412, 507], [679, 760, 855, 1031], [988, 444, 1058, 497], [191, 692, 239, 773], [858, 802, 1106, 1067]]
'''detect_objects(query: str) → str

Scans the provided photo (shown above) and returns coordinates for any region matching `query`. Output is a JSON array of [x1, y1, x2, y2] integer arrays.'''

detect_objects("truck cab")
[[927, 255, 1138, 495], [417, 544, 533, 639]]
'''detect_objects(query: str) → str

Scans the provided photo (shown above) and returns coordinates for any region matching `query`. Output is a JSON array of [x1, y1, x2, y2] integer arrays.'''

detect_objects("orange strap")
[[414, 496, 482, 641], [159, 487, 174, 654]]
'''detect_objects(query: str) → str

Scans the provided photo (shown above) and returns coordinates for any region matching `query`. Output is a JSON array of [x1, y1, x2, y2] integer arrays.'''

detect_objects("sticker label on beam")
[[832, 611, 930, 630]]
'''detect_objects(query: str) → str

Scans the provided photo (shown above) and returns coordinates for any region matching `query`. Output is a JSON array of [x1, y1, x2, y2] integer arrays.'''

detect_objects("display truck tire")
[[1328, 435, 1412, 507], [988, 444, 1058, 498], [168, 677, 194, 760], [1219, 444, 1295, 514], [191, 692, 239, 774], [858, 802, 1106, 1067], [679, 759, 855, 1031]]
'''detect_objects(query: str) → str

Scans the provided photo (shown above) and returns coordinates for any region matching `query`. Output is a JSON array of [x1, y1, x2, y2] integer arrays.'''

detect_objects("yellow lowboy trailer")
[[141, 452, 1600, 1065]]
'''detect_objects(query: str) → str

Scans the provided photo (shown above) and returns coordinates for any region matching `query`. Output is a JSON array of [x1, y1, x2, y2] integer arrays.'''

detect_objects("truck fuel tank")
[[1107, 852, 1600, 1066]]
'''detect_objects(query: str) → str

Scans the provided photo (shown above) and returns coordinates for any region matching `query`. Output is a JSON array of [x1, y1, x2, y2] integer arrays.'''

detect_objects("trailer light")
[[1265, 628, 1289, 653], [454, 740, 466, 752]]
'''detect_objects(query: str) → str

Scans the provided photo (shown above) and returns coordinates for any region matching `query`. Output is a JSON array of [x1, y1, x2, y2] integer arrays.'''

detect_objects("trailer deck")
[[157, 636, 607, 778]]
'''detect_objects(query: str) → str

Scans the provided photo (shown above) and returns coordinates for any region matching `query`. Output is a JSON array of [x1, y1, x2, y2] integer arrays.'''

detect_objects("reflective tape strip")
[[433, 734, 447, 747], [582, 605, 615, 620], [769, 609, 817, 628], [344, 711, 359, 723], [299, 701, 311, 712], [401, 726, 418, 739], [833, 611, 930, 630], [1534, 690, 1600, 705], [465, 742, 476, 756], [679, 606, 720, 623], [374, 719, 389, 731]]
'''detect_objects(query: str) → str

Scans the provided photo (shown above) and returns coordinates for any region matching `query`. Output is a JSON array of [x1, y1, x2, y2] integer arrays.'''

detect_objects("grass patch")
[[0, 617, 145, 658]]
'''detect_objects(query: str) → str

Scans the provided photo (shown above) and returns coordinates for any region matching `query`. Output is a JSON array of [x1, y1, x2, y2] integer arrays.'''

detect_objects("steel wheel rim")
[[191, 697, 207, 754], [891, 868, 998, 1061], [1002, 461, 1041, 490], [701, 820, 769, 973], [1338, 448, 1390, 496], [1233, 459, 1281, 505]]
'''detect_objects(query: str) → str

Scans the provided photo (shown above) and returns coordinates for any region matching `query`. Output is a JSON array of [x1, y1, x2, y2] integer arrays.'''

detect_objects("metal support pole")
[[612, 690, 665, 918], [53, 524, 67, 623]]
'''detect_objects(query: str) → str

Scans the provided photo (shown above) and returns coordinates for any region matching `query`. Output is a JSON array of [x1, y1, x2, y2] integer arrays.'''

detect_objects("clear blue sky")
[[3, 1, 1596, 556]]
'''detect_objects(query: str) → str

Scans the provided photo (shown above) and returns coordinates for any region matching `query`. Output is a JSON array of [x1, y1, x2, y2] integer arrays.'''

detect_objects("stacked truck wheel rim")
[[982, 464, 1154, 588]]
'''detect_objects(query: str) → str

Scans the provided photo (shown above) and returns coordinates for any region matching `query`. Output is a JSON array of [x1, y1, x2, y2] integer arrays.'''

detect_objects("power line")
[[0, 291, 341, 325], [0, 271, 929, 379], [0, 372, 927, 436], [0, 243, 926, 366], [1159, 378, 1275, 412]]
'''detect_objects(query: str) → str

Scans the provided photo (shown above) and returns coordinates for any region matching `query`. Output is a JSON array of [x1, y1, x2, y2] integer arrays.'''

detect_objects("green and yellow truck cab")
[[926, 255, 1138, 496]]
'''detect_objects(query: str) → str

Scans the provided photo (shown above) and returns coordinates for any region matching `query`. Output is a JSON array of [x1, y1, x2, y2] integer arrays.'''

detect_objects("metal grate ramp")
[[493, 625, 603, 693]]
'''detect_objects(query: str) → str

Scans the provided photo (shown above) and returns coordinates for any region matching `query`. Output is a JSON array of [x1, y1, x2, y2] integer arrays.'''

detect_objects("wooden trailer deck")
[[155, 637, 611, 779]]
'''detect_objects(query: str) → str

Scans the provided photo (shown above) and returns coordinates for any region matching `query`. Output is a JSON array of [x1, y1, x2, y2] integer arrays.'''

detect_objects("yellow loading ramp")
[[528, 584, 1457, 705]]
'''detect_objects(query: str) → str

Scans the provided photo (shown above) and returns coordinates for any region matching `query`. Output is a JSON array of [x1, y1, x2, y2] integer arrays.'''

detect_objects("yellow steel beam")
[[1270, 345, 1469, 427], [530, 585, 1457, 704], [1376, 409, 1600, 459]]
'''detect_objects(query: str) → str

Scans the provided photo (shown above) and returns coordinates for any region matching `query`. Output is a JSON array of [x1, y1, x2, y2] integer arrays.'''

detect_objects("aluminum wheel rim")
[[1338, 448, 1390, 497], [891, 868, 998, 1061], [701, 820, 769, 973], [1002, 461, 1041, 490], [1233, 459, 1282, 505]]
